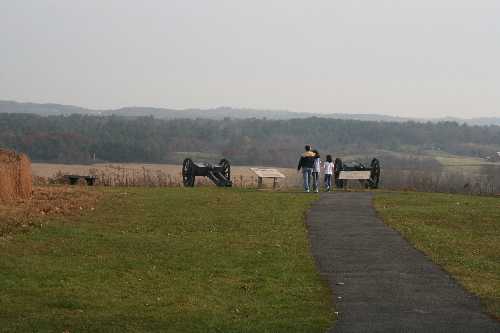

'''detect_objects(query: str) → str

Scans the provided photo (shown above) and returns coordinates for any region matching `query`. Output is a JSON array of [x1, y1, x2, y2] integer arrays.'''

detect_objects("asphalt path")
[[306, 191, 500, 333]]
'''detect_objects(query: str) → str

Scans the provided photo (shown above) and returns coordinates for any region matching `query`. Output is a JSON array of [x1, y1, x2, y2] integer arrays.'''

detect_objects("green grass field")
[[0, 188, 333, 332], [374, 191, 500, 319], [424, 150, 500, 175]]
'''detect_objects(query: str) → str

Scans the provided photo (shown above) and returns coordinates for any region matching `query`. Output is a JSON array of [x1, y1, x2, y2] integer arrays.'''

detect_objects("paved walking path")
[[306, 192, 500, 333]]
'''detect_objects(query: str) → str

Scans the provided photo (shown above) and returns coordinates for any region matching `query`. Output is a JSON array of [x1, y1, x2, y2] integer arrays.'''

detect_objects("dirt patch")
[[0, 186, 101, 236], [0, 149, 32, 202]]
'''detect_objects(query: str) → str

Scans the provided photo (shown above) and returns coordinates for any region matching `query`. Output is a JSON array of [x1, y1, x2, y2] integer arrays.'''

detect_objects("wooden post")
[[273, 177, 277, 189], [258, 177, 263, 188]]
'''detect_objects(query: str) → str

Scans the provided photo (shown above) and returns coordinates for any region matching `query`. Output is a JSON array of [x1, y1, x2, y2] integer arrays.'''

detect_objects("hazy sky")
[[1, 1, 499, 118]]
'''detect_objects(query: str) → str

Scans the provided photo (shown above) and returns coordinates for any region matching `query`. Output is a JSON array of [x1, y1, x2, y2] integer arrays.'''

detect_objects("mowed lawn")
[[0, 188, 333, 332], [374, 192, 500, 319]]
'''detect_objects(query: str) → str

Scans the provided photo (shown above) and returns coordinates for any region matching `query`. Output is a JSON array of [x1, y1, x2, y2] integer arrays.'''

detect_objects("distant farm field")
[[32, 163, 301, 188], [429, 152, 500, 174]]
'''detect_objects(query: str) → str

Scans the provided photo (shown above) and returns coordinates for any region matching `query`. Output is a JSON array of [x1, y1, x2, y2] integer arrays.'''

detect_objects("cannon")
[[64, 174, 97, 186], [182, 158, 232, 187], [334, 158, 380, 189]]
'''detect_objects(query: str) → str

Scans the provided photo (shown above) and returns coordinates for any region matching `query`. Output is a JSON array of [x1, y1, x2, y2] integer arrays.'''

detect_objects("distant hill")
[[440, 116, 500, 126], [1, 100, 499, 126], [0, 100, 99, 116], [109, 106, 309, 120]]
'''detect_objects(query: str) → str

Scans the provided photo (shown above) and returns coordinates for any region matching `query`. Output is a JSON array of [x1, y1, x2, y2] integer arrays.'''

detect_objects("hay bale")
[[0, 149, 32, 202]]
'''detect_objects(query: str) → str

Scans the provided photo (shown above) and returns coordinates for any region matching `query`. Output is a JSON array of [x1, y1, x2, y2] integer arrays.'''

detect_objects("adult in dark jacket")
[[297, 145, 316, 192]]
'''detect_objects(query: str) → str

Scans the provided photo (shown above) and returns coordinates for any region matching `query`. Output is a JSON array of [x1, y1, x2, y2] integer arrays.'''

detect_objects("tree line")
[[1, 113, 499, 166]]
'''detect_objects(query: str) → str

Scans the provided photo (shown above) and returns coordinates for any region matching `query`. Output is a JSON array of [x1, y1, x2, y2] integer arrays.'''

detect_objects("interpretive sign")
[[250, 168, 286, 189], [339, 171, 371, 180]]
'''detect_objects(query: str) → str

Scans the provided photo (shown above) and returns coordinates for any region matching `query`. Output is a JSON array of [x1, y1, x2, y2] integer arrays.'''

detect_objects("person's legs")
[[308, 168, 313, 192], [312, 172, 319, 192], [302, 168, 311, 192], [325, 174, 332, 191]]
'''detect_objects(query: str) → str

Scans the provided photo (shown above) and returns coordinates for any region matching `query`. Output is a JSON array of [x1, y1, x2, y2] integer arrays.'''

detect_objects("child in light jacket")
[[312, 150, 321, 193], [323, 155, 334, 192]]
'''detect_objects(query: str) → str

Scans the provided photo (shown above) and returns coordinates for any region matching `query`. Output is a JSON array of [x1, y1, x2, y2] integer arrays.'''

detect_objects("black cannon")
[[182, 158, 232, 187], [64, 174, 97, 186], [334, 158, 380, 189]]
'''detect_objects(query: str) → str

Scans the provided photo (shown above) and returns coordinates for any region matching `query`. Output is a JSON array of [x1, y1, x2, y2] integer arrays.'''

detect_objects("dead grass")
[[32, 163, 302, 188], [0, 149, 32, 202], [0, 186, 101, 236]]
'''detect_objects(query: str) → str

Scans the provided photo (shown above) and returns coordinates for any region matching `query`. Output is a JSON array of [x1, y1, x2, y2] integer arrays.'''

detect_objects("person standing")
[[312, 150, 321, 193], [297, 145, 316, 192], [323, 154, 334, 192]]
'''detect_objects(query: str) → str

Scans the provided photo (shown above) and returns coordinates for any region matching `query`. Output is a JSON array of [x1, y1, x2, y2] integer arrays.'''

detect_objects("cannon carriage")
[[334, 158, 380, 189], [182, 158, 232, 187]]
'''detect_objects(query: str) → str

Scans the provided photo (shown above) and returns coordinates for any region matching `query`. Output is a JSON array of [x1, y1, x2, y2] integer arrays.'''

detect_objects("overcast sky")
[[1, 1, 499, 118]]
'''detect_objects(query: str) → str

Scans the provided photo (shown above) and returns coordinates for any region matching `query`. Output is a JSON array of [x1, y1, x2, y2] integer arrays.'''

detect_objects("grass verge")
[[0, 187, 332, 332], [374, 191, 500, 319]]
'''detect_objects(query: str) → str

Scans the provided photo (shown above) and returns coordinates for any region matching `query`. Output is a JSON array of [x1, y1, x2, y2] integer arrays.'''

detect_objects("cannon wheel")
[[334, 158, 344, 188], [369, 158, 380, 189], [219, 158, 231, 181], [182, 158, 195, 187]]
